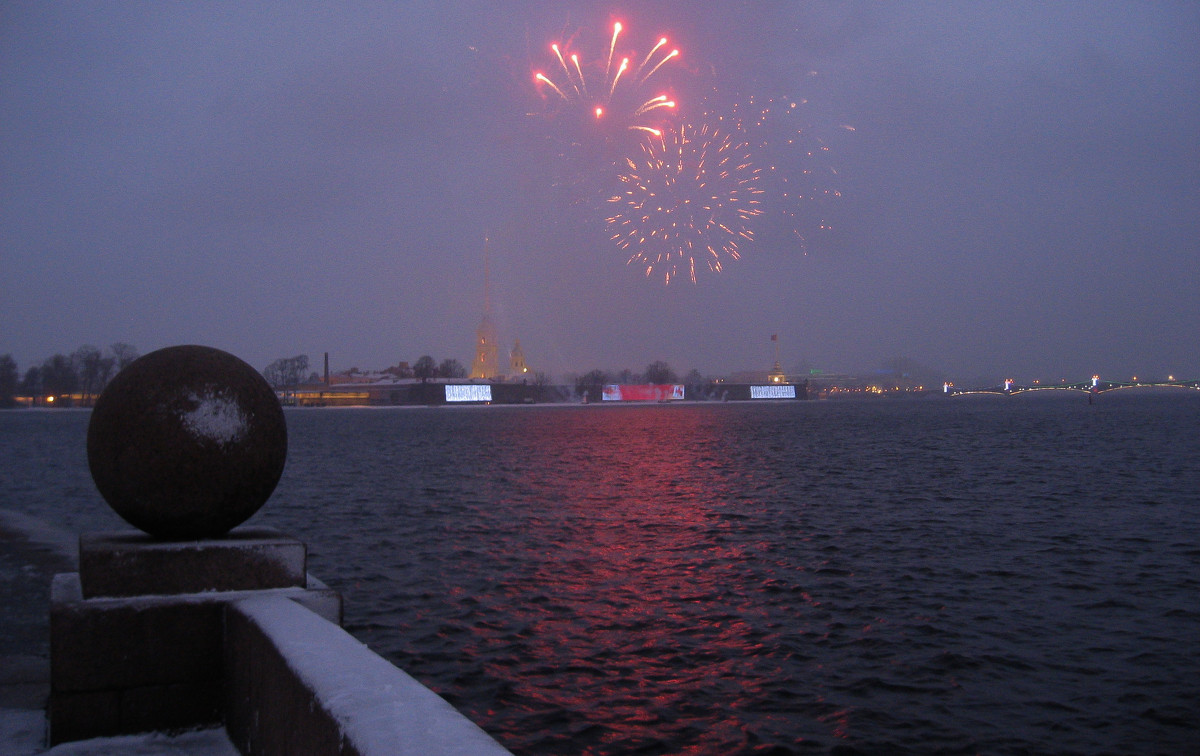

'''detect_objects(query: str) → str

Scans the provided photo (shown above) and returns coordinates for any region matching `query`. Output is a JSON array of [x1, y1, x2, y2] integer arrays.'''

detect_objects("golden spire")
[[470, 235, 499, 380]]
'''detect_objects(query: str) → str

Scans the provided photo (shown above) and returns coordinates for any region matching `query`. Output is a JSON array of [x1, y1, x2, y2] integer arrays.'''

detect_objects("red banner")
[[601, 384, 685, 402]]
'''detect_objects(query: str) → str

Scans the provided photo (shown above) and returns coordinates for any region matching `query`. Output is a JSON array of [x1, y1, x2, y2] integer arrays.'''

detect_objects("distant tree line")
[[411, 356, 466, 382], [0, 343, 140, 407], [261, 354, 468, 389], [262, 355, 314, 389]]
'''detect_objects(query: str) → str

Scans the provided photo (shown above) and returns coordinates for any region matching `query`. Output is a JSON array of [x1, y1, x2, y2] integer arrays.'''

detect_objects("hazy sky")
[[3, 1, 1198, 383]]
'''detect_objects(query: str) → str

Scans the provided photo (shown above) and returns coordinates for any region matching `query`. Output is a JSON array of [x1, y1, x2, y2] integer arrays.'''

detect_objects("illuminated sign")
[[601, 384, 686, 402], [750, 384, 796, 399], [445, 384, 492, 403]]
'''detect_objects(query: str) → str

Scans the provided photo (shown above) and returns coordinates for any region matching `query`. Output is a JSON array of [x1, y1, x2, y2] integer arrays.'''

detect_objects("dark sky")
[[3, 1, 1198, 383]]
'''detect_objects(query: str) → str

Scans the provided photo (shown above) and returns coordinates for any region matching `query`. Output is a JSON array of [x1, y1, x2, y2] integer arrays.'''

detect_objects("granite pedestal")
[[49, 527, 342, 745]]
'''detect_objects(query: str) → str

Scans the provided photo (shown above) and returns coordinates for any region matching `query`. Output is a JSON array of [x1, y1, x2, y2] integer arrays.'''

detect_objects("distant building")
[[470, 257, 500, 380], [509, 338, 529, 380], [470, 316, 499, 380], [469, 250, 534, 382], [729, 369, 801, 384], [767, 334, 786, 383]]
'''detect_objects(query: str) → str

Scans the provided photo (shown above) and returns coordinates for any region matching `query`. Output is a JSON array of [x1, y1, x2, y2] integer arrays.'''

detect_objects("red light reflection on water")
[[453, 406, 824, 753]]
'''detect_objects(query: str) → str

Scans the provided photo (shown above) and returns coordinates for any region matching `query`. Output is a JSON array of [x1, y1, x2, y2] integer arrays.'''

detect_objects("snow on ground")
[[0, 711, 238, 756], [0, 709, 45, 756], [0, 511, 77, 567], [39, 727, 240, 756]]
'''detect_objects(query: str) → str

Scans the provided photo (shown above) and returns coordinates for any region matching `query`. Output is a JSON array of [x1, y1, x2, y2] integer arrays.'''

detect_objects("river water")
[[2, 393, 1198, 754]]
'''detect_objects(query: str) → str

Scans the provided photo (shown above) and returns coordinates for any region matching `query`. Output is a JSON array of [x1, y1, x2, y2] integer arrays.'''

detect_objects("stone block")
[[122, 679, 223, 733], [295, 573, 344, 627], [51, 573, 223, 692], [49, 570, 342, 744], [48, 689, 121, 744], [48, 679, 223, 745], [79, 528, 306, 598]]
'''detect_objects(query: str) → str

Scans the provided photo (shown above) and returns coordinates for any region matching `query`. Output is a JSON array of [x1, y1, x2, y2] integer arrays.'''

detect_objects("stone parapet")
[[225, 596, 512, 756], [49, 530, 340, 745], [78, 528, 306, 598]]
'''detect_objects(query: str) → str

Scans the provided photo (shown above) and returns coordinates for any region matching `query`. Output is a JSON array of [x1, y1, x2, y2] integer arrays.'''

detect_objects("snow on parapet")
[[232, 596, 512, 756], [180, 389, 248, 446]]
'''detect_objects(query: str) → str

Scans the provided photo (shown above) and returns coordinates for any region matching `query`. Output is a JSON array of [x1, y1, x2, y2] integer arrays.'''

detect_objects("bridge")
[[943, 376, 1200, 397]]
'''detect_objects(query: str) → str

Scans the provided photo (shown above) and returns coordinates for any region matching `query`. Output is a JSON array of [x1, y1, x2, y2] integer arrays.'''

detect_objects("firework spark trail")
[[535, 72, 567, 100], [638, 47, 679, 85], [606, 124, 764, 285], [638, 38, 668, 76], [605, 22, 620, 79], [532, 21, 679, 138]]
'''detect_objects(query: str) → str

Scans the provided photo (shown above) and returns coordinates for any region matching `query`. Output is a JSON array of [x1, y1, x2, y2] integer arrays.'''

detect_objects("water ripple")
[[5, 395, 1200, 754]]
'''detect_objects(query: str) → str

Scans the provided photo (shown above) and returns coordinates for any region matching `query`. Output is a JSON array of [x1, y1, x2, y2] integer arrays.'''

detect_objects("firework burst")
[[532, 21, 680, 150], [706, 87, 851, 251], [606, 123, 764, 285]]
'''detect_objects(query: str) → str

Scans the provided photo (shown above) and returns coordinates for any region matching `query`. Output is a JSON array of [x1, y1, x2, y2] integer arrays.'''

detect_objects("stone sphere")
[[87, 345, 287, 540]]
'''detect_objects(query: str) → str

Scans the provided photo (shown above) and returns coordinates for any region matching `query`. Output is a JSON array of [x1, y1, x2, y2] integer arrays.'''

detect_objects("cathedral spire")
[[470, 236, 499, 380], [483, 236, 491, 316]]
